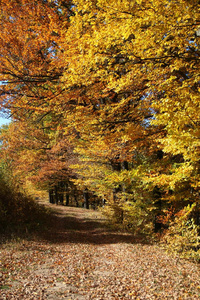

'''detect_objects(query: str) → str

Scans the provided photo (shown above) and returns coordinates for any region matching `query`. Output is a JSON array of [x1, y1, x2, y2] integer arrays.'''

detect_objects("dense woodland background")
[[0, 0, 200, 261]]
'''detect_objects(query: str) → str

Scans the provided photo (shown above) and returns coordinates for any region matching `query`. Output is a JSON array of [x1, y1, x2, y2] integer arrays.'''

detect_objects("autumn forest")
[[0, 0, 200, 261]]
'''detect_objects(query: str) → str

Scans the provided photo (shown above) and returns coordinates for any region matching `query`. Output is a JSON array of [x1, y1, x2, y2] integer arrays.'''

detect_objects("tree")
[[0, 0, 199, 246], [59, 0, 200, 231], [0, 0, 71, 121]]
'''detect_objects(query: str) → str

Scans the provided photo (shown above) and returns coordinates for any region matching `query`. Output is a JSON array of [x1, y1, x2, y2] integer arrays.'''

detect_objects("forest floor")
[[1, 200, 200, 300]]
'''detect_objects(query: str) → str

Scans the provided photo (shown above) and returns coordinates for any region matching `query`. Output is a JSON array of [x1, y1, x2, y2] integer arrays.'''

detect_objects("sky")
[[0, 116, 11, 127]]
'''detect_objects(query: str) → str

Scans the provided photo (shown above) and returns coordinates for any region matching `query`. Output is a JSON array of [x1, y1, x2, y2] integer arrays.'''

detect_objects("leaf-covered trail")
[[1, 202, 200, 299]]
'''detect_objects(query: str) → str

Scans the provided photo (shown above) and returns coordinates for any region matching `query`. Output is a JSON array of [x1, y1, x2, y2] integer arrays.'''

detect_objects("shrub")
[[161, 204, 200, 262]]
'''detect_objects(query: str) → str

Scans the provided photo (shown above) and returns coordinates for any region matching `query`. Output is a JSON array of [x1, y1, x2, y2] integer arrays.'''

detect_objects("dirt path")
[[1, 201, 200, 299]]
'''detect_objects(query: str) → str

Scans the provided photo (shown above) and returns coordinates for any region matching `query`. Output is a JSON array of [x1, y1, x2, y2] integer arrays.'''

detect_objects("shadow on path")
[[39, 203, 147, 245]]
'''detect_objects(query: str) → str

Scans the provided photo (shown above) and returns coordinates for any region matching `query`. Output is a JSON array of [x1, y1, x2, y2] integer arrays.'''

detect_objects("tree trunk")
[[54, 185, 59, 205], [74, 190, 79, 207], [49, 188, 54, 204], [83, 188, 89, 209]]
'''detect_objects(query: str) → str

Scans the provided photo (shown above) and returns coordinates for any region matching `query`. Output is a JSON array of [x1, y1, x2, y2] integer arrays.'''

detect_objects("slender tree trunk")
[[49, 188, 54, 204], [83, 188, 89, 209], [55, 185, 59, 205], [64, 182, 69, 206], [58, 181, 64, 205], [66, 194, 69, 206], [74, 190, 79, 207]]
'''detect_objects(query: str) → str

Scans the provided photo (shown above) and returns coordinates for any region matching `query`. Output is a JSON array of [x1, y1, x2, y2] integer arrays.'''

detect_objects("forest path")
[[1, 200, 200, 299]]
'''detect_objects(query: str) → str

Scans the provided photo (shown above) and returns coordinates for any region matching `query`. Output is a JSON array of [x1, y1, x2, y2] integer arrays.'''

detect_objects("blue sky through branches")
[[0, 116, 10, 127]]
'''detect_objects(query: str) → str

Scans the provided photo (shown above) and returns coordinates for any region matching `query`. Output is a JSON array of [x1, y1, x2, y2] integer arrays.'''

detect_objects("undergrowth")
[[0, 174, 52, 242]]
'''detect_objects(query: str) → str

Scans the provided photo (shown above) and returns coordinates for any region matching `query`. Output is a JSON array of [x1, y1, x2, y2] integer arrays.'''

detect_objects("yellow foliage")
[[162, 204, 200, 262], [0, 0, 200, 259]]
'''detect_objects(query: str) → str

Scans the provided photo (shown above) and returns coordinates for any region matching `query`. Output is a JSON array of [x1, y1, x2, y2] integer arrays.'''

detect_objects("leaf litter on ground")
[[1, 200, 200, 299]]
